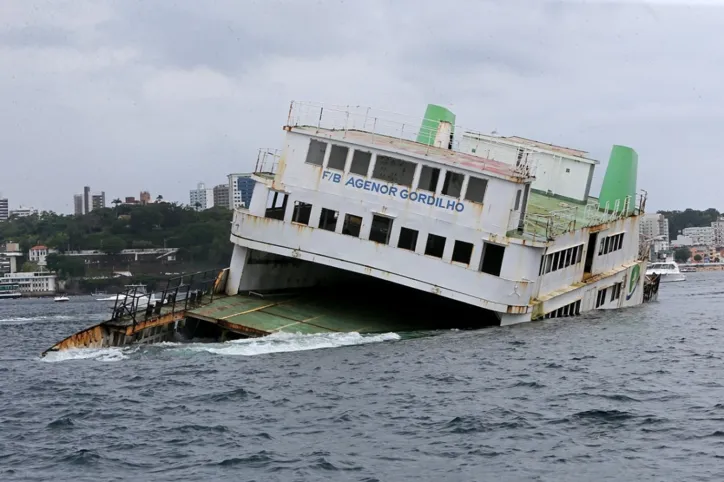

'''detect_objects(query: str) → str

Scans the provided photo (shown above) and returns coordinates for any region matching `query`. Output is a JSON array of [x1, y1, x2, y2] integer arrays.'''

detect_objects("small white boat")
[[646, 261, 686, 283], [54, 295, 70, 302]]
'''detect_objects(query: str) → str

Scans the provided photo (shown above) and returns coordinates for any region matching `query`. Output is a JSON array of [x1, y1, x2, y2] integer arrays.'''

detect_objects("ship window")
[[349, 150, 371, 176], [551, 252, 560, 272], [464, 177, 488, 204], [558, 250, 566, 270], [292, 201, 312, 225], [319, 208, 338, 231], [611, 282, 622, 301], [480, 242, 505, 277], [342, 214, 363, 237], [514, 190, 522, 210], [372, 155, 415, 187], [369, 215, 393, 244], [452, 240, 474, 265], [398, 227, 419, 251], [327, 145, 348, 171], [264, 191, 287, 220], [565, 248, 572, 267], [306, 139, 327, 166], [596, 288, 607, 308], [418, 166, 440, 192], [441, 171, 464, 197], [599, 239, 605, 256], [425, 234, 446, 258], [544, 253, 553, 274]]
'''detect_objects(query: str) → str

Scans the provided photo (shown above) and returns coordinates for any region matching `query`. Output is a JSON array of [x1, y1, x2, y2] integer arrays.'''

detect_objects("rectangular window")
[[565, 248, 572, 267], [372, 155, 415, 186], [425, 234, 446, 258], [291, 201, 312, 225], [514, 190, 522, 210], [451, 240, 474, 265], [611, 282, 622, 301], [327, 145, 348, 170], [596, 288, 607, 308], [418, 166, 440, 192], [558, 251, 565, 270], [464, 176, 488, 204], [319, 208, 338, 231], [265, 191, 287, 220], [441, 171, 464, 197], [349, 150, 372, 176], [480, 242, 505, 276], [544, 254, 553, 274], [599, 239, 605, 256], [342, 214, 362, 237], [305, 139, 327, 166], [369, 215, 393, 244], [552, 252, 559, 272], [398, 227, 419, 251]]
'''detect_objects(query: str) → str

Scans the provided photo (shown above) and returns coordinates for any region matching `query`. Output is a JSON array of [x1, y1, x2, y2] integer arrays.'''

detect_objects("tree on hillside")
[[101, 236, 126, 255], [21, 261, 38, 272], [46, 253, 86, 279], [694, 254, 703, 262], [156, 195, 163, 203], [112, 198, 122, 208], [674, 247, 691, 263]]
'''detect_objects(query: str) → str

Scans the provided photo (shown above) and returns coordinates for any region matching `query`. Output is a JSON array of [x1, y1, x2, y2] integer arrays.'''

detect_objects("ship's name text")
[[322, 171, 465, 213]]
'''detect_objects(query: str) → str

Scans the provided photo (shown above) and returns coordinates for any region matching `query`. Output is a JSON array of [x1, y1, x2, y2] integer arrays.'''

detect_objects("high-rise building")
[[83, 186, 91, 214], [228, 173, 255, 209], [189, 182, 214, 211], [91, 192, 106, 210], [140, 191, 151, 204], [0, 197, 8, 222], [213, 184, 230, 209], [73, 194, 83, 215]]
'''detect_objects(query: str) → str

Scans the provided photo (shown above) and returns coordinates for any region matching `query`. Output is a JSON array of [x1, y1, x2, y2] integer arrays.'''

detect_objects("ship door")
[[583, 232, 598, 277]]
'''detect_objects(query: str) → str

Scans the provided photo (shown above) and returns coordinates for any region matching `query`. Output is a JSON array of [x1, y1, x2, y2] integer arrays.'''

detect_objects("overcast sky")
[[0, 0, 721, 213]]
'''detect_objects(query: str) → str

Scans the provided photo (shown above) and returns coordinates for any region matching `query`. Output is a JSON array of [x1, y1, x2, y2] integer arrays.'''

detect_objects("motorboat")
[[646, 260, 686, 282], [54, 295, 70, 302]]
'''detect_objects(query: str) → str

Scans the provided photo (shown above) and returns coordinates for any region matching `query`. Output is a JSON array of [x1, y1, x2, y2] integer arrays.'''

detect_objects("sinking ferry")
[[42, 101, 658, 355]]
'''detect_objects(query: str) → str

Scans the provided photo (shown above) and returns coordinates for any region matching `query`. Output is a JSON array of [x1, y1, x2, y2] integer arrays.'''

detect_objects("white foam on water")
[[41, 346, 135, 363], [173, 331, 401, 357]]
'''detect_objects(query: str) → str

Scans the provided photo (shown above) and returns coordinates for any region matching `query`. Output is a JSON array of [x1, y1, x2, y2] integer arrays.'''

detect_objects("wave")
[[0, 314, 105, 325], [41, 346, 135, 363], [166, 331, 401, 357]]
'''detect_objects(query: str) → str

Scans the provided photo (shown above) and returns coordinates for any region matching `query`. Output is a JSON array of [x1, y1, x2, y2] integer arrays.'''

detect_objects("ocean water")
[[1, 273, 724, 481]]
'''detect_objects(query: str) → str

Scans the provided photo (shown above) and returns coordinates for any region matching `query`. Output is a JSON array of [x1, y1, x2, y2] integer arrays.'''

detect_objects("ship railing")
[[254, 148, 281, 175], [109, 269, 222, 328], [285, 101, 533, 179]]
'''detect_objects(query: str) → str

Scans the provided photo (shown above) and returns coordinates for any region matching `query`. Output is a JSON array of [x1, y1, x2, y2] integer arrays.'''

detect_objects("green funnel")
[[599, 145, 638, 213], [417, 104, 455, 146]]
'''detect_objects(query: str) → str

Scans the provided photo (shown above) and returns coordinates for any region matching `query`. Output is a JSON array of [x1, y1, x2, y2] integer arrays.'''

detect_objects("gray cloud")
[[0, 0, 721, 213]]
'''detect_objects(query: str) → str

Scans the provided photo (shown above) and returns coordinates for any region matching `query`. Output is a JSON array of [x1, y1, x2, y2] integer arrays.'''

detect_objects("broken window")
[[372, 155, 415, 186], [480, 242, 505, 277], [305, 139, 327, 166], [441, 171, 464, 197], [452, 240, 474, 265], [342, 214, 362, 237], [464, 176, 488, 204], [398, 227, 419, 251], [349, 150, 371, 176], [327, 145, 348, 170], [319, 208, 338, 231], [264, 191, 287, 220], [418, 166, 440, 192], [425, 234, 446, 258], [292, 201, 312, 225], [369, 215, 393, 244]]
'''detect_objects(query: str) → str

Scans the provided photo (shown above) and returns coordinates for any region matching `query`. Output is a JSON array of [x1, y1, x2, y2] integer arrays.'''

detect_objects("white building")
[[228, 173, 256, 209], [459, 133, 598, 203], [681, 226, 715, 246], [640, 213, 669, 242], [189, 182, 214, 211], [29, 245, 50, 267], [10, 206, 37, 218], [1, 272, 57, 294], [711, 218, 724, 247], [671, 235, 693, 247]]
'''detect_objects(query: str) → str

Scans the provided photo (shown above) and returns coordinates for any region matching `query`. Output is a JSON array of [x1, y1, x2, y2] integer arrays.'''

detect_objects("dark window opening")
[[319, 208, 338, 231], [441, 171, 464, 197], [265, 191, 288, 220], [349, 150, 371, 176], [596, 288, 608, 308], [369, 215, 393, 244], [398, 227, 419, 251], [292, 201, 312, 225], [452, 240, 474, 265], [425, 234, 446, 258], [372, 155, 415, 186], [305, 139, 327, 166], [342, 214, 362, 237], [552, 252, 560, 272], [464, 176, 488, 204], [327, 145, 348, 170], [514, 190, 522, 210], [418, 166, 440, 192], [480, 242, 505, 277], [585, 233, 597, 274]]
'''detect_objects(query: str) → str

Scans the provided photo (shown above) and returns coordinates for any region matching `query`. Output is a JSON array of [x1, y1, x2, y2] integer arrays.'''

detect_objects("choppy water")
[[2, 273, 724, 481]]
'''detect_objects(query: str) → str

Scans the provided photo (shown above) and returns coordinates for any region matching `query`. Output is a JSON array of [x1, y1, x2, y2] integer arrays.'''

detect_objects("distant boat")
[[54, 295, 70, 302], [646, 261, 687, 282], [0, 283, 22, 300]]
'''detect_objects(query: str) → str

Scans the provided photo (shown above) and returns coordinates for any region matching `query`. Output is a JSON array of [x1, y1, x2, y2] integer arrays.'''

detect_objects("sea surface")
[[1, 273, 724, 481]]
